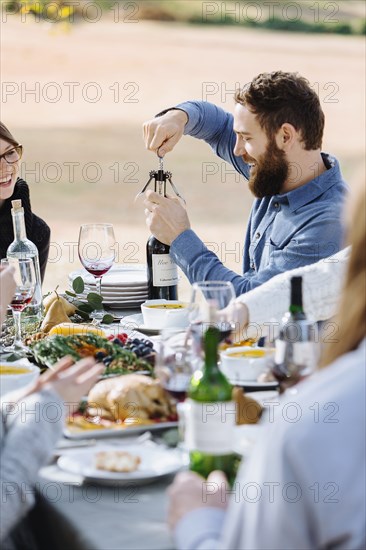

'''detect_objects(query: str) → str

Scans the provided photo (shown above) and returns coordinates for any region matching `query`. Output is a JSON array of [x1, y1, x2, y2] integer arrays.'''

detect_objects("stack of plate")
[[68, 264, 148, 309]]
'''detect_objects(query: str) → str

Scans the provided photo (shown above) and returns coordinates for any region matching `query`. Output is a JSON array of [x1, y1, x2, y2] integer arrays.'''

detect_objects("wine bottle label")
[[152, 254, 178, 287], [184, 399, 236, 454]]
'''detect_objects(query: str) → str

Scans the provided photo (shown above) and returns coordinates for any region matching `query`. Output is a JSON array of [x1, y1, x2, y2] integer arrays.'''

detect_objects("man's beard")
[[244, 141, 289, 199]]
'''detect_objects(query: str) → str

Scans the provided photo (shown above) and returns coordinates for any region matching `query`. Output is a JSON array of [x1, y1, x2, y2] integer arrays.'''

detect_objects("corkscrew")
[[135, 156, 185, 202]]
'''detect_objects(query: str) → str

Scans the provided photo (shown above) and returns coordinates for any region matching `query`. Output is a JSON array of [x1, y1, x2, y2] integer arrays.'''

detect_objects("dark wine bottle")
[[146, 166, 178, 300], [273, 276, 318, 392]]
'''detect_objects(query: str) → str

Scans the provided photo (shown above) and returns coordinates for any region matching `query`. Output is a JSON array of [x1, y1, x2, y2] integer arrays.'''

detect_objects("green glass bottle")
[[186, 325, 240, 486]]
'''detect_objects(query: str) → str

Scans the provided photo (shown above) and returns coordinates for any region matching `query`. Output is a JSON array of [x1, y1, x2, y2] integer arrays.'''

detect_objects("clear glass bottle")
[[273, 276, 319, 392], [6, 200, 43, 327]]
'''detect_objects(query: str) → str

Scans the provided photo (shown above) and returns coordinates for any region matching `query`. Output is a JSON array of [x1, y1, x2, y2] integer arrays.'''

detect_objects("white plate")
[[57, 444, 185, 485], [82, 288, 148, 297], [63, 420, 178, 440], [120, 313, 160, 336], [76, 295, 147, 305], [69, 264, 147, 288]]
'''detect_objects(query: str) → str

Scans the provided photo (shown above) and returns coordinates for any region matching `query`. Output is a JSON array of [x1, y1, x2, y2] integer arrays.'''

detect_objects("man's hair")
[[235, 71, 324, 150]]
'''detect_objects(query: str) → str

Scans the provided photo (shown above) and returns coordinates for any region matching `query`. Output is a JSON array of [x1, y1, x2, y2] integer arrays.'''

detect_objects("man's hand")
[[167, 470, 229, 531], [144, 190, 190, 245], [143, 110, 188, 157], [219, 301, 249, 343]]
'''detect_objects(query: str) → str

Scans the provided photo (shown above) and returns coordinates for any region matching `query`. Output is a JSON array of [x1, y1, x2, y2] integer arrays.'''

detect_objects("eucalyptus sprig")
[[65, 277, 114, 324]]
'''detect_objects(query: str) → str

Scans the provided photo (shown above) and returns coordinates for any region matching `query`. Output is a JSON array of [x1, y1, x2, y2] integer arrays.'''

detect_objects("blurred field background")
[[1, 1, 365, 300]]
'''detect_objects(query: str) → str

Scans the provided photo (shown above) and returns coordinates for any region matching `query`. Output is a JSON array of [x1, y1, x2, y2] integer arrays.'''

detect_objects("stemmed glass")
[[188, 281, 236, 367], [155, 328, 194, 403], [78, 224, 116, 320], [2, 258, 36, 355]]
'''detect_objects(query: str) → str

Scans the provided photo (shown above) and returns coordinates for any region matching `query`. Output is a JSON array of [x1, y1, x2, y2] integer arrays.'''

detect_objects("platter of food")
[[58, 444, 185, 485], [26, 325, 156, 377], [64, 373, 178, 439]]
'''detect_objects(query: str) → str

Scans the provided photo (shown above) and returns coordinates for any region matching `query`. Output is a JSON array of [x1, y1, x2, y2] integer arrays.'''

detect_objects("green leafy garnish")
[[72, 277, 85, 294], [101, 314, 114, 325]]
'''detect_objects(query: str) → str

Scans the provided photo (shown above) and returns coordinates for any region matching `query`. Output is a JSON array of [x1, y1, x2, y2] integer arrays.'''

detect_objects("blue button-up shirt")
[[169, 101, 348, 296]]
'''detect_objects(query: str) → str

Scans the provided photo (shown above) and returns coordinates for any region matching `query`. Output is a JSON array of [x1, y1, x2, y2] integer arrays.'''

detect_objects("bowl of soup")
[[0, 360, 40, 397], [220, 346, 272, 383], [141, 300, 190, 330]]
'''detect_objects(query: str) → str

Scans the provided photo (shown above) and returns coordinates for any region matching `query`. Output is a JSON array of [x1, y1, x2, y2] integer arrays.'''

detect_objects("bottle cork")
[[11, 199, 22, 211]]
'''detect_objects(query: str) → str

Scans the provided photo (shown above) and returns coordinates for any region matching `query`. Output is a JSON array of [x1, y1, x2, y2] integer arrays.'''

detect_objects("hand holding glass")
[[188, 281, 236, 367]]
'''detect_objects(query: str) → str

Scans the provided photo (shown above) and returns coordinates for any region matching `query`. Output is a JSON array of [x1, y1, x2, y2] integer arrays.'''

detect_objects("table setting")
[[1, 211, 323, 550]]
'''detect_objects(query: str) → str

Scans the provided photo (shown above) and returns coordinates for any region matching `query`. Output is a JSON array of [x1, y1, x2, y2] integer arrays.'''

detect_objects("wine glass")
[[271, 319, 320, 394], [78, 224, 116, 321], [188, 281, 236, 367], [2, 258, 36, 355], [155, 328, 194, 403]]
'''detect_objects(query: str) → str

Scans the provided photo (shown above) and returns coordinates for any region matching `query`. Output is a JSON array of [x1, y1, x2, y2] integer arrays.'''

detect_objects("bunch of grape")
[[106, 333, 154, 359], [123, 337, 154, 358]]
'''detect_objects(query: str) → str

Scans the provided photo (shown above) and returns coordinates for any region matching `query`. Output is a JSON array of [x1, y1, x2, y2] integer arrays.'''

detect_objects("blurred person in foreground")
[[0, 270, 104, 545], [143, 71, 347, 296], [0, 122, 50, 282], [167, 183, 366, 549]]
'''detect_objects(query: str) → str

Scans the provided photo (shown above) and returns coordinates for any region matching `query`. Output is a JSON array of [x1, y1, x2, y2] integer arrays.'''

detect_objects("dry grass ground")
[[1, 16, 365, 299]]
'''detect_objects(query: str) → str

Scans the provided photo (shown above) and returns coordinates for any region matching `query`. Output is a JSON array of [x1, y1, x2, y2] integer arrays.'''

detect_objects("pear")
[[43, 290, 76, 316], [41, 297, 71, 333], [233, 387, 263, 425]]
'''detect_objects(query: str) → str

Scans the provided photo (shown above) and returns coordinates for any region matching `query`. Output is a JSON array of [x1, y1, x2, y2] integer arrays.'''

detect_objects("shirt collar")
[[274, 153, 342, 213]]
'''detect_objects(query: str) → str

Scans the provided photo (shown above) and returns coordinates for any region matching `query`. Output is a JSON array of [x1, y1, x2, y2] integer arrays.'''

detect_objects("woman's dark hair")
[[0, 121, 19, 148], [235, 71, 325, 150]]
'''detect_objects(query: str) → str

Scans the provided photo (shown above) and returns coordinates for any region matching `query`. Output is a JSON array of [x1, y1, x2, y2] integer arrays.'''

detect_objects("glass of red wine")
[[78, 224, 116, 321], [2, 258, 36, 355], [188, 281, 236, 368], [155, 328, 194, 403]]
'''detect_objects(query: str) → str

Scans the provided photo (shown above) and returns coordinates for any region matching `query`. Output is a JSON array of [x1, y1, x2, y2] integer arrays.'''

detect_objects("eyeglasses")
[[0, 145, 23, 164]]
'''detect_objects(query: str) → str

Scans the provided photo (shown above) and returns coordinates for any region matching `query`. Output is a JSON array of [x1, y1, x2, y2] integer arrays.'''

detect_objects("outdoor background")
[[1, 0, 365, 300]]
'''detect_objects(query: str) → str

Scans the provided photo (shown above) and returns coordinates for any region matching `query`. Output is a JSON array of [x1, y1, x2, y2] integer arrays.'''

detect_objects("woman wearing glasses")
[[0, 122, 50, 281]]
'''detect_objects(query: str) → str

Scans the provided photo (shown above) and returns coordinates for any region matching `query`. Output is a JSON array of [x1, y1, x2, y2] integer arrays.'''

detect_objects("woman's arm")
[[0, 388, 64, 541], [233, 247, 350, 334], [0, 357, 104, 542]]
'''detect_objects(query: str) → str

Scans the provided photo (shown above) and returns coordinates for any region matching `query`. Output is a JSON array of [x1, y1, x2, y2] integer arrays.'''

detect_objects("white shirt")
[[238, 247, 350, 334], [175, 338, 366, 550]]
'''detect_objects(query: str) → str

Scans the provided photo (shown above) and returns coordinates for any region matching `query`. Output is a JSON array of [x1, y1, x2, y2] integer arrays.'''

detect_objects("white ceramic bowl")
[[0, 360, 40, 398], [141, 300, 190, 330], [220, 346, 271, 383]]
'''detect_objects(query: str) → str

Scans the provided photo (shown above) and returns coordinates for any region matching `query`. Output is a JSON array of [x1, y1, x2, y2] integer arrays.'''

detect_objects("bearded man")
[[142, 71, 347, 296]]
